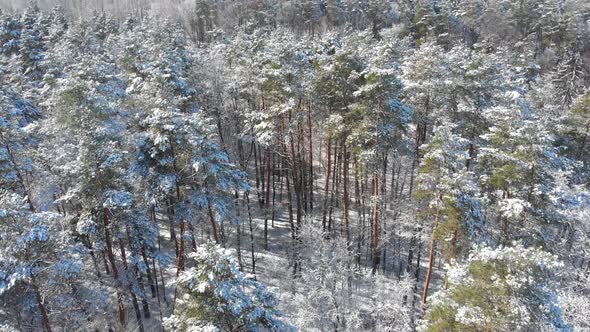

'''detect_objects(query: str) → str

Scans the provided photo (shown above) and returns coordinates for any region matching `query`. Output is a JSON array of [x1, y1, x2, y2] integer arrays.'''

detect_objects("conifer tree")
[[165, 242, 293, 331]]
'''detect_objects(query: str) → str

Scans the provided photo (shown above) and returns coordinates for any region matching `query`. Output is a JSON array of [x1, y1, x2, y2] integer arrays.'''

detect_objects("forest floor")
[[115, 155, 434, 331]]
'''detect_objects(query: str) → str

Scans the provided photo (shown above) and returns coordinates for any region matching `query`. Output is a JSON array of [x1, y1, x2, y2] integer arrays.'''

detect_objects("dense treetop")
[[1, 1, 589, 331]]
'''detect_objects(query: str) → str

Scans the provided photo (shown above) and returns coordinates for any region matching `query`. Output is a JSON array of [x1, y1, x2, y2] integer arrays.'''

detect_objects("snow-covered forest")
[[1, 0, 590, 331]]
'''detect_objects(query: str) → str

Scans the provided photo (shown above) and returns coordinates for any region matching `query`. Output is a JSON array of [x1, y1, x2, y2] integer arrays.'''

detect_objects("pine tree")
[[18, 1, 45, 79], [420, 243, 570, 331], [478, 103, 571, 245], [0, 85, 39, 210], [0, 10, 22, 55], [553, 46, 587, 109], [564, 90, 590, 162], [415, 122, 478, 304], [164, 242, 293, 331]]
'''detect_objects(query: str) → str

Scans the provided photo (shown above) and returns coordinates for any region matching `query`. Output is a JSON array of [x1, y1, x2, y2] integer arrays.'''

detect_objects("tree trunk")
[[245, 192, 257, 277], [308, 102, 314, 210], [253, 142, 262, 205], [371, 175, 380, 275], [187, 222, 197, 251], [259, 144, 266, 206], [264, 149, 271, 250], [126, 230, 151, 318], [166, 198, 178, 258], [381, 153, 388, 273], [118, 238, 145, 332], [31, 276, 51, 332], [409, 123, 427, 196], [328, 143, 338, 234], [422, 203, 440, 305], [207, 200, 220, 244], [140, 245, 156, 298], [288, 108, 303, 277], [322, 135, 332, 233], [299, 125, 308, 212], [102, 208, 125, 326], [271, 153, 277, 228], [152, 257, 165, 331], [342, 142, 350, 246], [172, 220, 186, 311], [236, 193, 244, 271], [4, 143, 35, 211], [156, 237, 169, 307]]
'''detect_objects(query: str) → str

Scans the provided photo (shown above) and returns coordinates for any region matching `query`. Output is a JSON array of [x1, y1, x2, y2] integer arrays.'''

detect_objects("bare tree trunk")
[[410, 221, 424, 326], [126, 229, 151, 318], [372, 175, 380, 275], [409, 123, 426, 196], [118, 238, 145, 332], [328, 144, 338, 234], [89, 245, 101, 278], [166, 198, 178, 257], [245, 192, 257, 277], [253, 142, 262, 205], [31, 276, 51, 332], [335, 143, 342, 209], [102, 208, 125, 326], [259, 144, 266, 207], [152, 257, 165, 331], [342, 142, 350, 246], [308, 101, 314, 211], [381, 153, 388, 273], [101, 250, 110, 275], [4, 143, 35, 211], [172, 220, 186, 311], [236, 193, 244, 271], [289, 107, 303, 277], [279, 155, 284, 204], [354, 156, 360, 206], [207, 201, 220, 244], [390, 159, 396, 208], [157, 237, 169, 307], [422, 203, 440, 305], [299, 125, 308, 212], [141, 245, 156, 298], [322, 135, 332, 233], [271, 153, 277, 228], [355, 157, 363, 268], [280, 116, 296, 242], [264, 149, 271, 250]]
